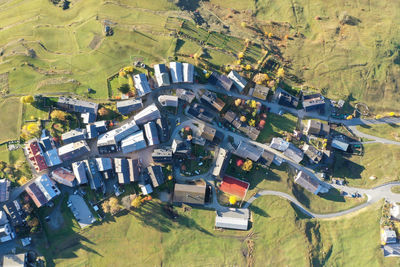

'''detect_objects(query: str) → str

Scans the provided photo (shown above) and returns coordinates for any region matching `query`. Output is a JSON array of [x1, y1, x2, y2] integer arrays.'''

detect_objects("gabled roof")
[[154, 64, 171, 87], [182, 62, 194, 83], [61, 128, 87, 144], [144, 121, 160, 146], [251, 84, 270, 100], [95, 158, 113, 171], [156, 117, 169, 143], [57, 97, 99, 114], [223, 111, 237, 123], [133, 104, 161, 125], [147, 165, 165, 188], [26, 174, 60, 208], [283, 143, 304, 163], [128, 159, 140, 182], [270, 137, 289, 151], [173, 183, 206, 205], [97, 120, 139, 147], [133, 73, 151, 97], [215, 208, 249, 230], [176, 89, 195, 103], [212, 148, 228, 177], [158, 95, 179, 107], [0, 179, 10, 202], [120, 131, 147, 154], [72, 161, 88, 184], [294, 171, 321, 194], [169, 62, 183, 83], [228, 70, 247, 93], [116, 99, 143, 115], [233, 141, 263, 161]]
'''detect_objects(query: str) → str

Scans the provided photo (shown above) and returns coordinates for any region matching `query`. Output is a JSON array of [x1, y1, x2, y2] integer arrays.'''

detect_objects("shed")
[[215, 208, 249, 230]]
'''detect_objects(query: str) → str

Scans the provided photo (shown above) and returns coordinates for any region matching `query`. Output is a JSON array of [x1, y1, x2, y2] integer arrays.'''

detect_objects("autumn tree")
[[98, 107, 110, 117], [277, 67, 285, 78], [50, 110, 68, 121], [27, 217, 39, 228], [234, 98, 242, 106], [242, 159, 253, 172], [238, 52, 244, 59], [240, 116, 247, 122], [109, 197, 121, 214], [131, 196, 142, 209], [241, 22, 247, 28], [20, 95, 34, 104], [249, 119, 256, 127], [101, 201, 110, 213], [229, 195, 237, 205]]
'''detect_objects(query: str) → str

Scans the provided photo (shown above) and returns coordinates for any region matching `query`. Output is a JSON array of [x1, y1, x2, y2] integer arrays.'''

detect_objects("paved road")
[[348, 125, 400, 145]]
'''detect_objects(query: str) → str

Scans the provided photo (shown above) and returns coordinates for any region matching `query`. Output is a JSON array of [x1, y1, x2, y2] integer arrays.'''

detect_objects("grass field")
[[0, 98, 22, 143], [357, 123, 400, 142], [333, 144, 400, 187], [257, 112, 298, 143]]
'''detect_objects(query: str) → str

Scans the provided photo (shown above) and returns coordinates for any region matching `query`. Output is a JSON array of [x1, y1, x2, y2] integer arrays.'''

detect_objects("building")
[[3, 200, 26, 227], [25, 174, 60, 208], [304, 120, 330, 137], [233, 141, 264, 162], [283, 144, 304, 164], [228, 70, 247, 93], [154, 64, 171, 87], [144, 121, 160, 146], [72, 161, 88, 185], [182, 62, 194, 83], [200, 90, 225, 112], [128, 159, 140, 182], [212, 148, 228, 177], [120, 131, 147, 154], [51, 167, 76, 187], [199, 124, 216, 142], [171, 139, 191, 158], [169, 62, 183, 83], [277, 90, 299, 108], [223, 111, 237, 124], [269, 137, 290, 152], [95, 157, 112, 172], [158, 95, 178, 108], [114, 158, 130, 184], [139, 183, 153, 195], [133, 73, 151, 97], [209, 72, 233, 91], [97, 120, 139, 148], [93, 120, 108, 134], [215, 208, 249, 230], [302, 93, 325, 113], [39, 136, 54, 152], [83, 159, 103, 191], [152, 148, 173, 163], [187, 103, 214, 123], [303, 144, 323, 163], [173, 183, 206, 205], [383, 243, 400, 257], [26, 139, 48, 172], [260, 150, 275, 167], [2, 253, 27, 267], [147, 165, 165, 188], [81, 112, 96, 124], [382, 227, 397, 245], [57, 97, 99, 114], [250, 84, 270, 100], [133, 104, 161, 125], [0, 221, 13, 243], [43, 148, 62, 167], [86, 124, 98, 139], [176, 89, 195, 103], [61, 128, 87, 144], [220, 176, 250, 199], [0, 179, 10, 202], [294, 171, 328, 195], [58, 140, 90, 161], [331, 138, 349, 152], [156, 117, 169, 143], [240, 126, 260, 141], [390, 203, 400, 221], [116, 99, 143, 115]]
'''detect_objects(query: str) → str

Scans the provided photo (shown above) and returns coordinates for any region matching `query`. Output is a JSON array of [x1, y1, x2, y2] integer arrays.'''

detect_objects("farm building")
[[173, 183, 207, 205], [169, 62, 183, 83], [182, 62, 194, 83], [215, 208, 249, 230], [220, 176, 249, 199]]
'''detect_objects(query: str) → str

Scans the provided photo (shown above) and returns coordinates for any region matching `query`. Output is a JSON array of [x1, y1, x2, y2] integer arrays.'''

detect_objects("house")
[[331, 138, 349, 152], [114, 158, 130, 184], [173, 183, 206, 205], [2, 253, 27, 267], [171, 139, 191, 158], [250, 84, 270, 100], [120, 131, 147, 154], [81, 112, 96, 124], [26, 139, 48, 172], [382, 227, 397, 245], [43, 148, 62, 167], [277, 90, 299, 108], [0, 179, 10, 202], [232, 119, 242, 129], [139, 183, 153, 195], [212, 148, 228, 177], [260, 150, 275, 167], [270, 137, 290, 152], [152, 148, 173, 163], [116, 99, 143, 115], [0, 220, 13, 243], [156, 117, 169, 143], [3, 200, 26, 227], [233, 141, 264, 162], [228, 71, 247, 93], [147, 165, 165, 188], [302, 144, 323, 163], [127, 159, 140, 182], [58, 140, 90, 161], [187, 103, 214, 123], [39, 136, 54, 152], [302, 93, 325, 113], [133, 104, 161, 125], [169, 62, 183, 83], [199, 124, 216, 142], [220, 176, 250, 199], [154, 64, 171, 87], [223, 111, 237, 124], [390, 203, 400, 221], [61, 128, 87, 144], [97, 120, 139, 148], [383, 243, 400, 257], [86, 124, 98, 139], [51, 167, 76, 187], [200, 90, 225, 112], [56, 97, 99, 114], [25, 174, 61, 208], [93, 120, 108, 134], [176, 89, 196, 103], [241, 126, 260, 141], [294, 171, 328, 195], [133, 73, 151, 97], [208, 72, 233, 91], [83, 159, 103, 190], [215, 208, 249, 230], [144, 121, 160, 146], [283, 143, 304, 163], [182, 63, 194, 83], [72, 161, 88, 185], [304, 120, 330, 137], [158, 95, 178, 108], [95, 158, 113, 172]]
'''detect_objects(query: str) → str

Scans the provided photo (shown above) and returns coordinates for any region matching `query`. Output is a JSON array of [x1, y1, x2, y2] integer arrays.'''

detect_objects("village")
[[1, 59, 400, 266]]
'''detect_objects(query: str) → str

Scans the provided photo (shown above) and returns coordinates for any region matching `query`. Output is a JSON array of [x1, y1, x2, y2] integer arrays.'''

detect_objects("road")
[[348, 125, 400, 145]]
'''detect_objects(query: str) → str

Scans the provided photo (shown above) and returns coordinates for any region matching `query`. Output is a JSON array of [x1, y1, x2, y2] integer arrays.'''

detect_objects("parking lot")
[[68, 194, 96, 228]]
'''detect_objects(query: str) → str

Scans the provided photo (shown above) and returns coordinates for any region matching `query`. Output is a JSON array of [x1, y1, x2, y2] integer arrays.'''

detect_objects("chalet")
[[233, 141, 263, 161], [209, 72, 233, 91], [81, 112, 96, 124], [116, 99, 143, 115], [250, 84, 270, 100], [3, 200, 27, 227], [0, 179, 10, 202], [215, 208, 249, 230], [294, 171, 328, 195], [277, 90, 299, 108], [97, 120, 139, 149], [39, 136, 54, 152], [200, 90, 225, 112], [302, 144, 322, 163], [182, 62, 194, 83], [212, 148, 228, 177], [199, 124, 216, 142], [147, 165, 165, 188], [51, 167, 76, 187], [144, 121, 160, 146], [223, 111, 237, 124], [43, 148, 62, 168], [228, 70, 247, 93], [241, 126, 260, 141], [95, 158, 113, 172], [128, 159, 140, 182], [25, 174, 60, 208], [304, 120, 330, 137], [61, 128, 87, 144], [114, 158, 130, 184], [158, 95, 178, 108], [169, 62, 183, 83], [154, 64, 171, 87], [302, 93, 325, 113], [133, 73, 151, 97], [120, 131, 147, 154], [72, 161, 88, 185], [133, 104, 161, 125], [260, 150, 275, 167], [156, 117, 169, 143], [86, 124, 98, 139], [83, 159, 103, 191], [173, 183, 206, 205], [26, 139, 48, 172], [57, 97, 99, 114], [152, 148, 173, 163], [176, 89, 195, 103], [283, 144, 304, 164], [270, 137, 289, 152], [187, 103, 214, 123], [382, 227, 397, 245], [331, 138, 350, 152], [58, 140, 90, 161], [171, 139, 191, 158]]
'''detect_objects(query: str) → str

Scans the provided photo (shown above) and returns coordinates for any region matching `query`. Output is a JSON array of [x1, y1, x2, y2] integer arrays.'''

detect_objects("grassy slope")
[[357, 123, 400, 142], [0, 98, 22, 142], [333, 143, 400, 187], [257, 113, 298, 143]]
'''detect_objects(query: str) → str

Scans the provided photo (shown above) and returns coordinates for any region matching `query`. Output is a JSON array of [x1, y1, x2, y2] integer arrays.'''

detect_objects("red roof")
[[29, 141, 40, 155], [220, 176, 249, 199]]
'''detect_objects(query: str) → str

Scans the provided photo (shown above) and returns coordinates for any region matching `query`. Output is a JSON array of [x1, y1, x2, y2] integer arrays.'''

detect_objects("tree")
[[236, 159, 244, 167], [131, 196, 142, 209], [240, 22, 247, 28], [238, 52, 244, 59], [118, 83, 130, 94], [240, 116, 247, 122], [234, 98, 242, 107], [168, 175, 173, 180], [277, 68, 285, 78], [249, 119, 256, 127], [229, 196, 237, 205], [109, 197, 121, 214], [166, 165, 172, 172], [268, 32, 273, 38], [50, 110, 68, 121], [242, 159, 253, 172], [249, 100, 257, 109], [20, 95, 34, 104], [101, 201, 110, 213], [27, 217, 39, 228], [245, 64, 252, 71], [98, 107, 110, 117]]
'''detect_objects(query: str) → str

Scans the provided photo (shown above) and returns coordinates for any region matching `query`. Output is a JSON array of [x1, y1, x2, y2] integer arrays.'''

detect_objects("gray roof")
[[133, 73, 151, 97], [270, 137, 289, 151], [0, 179, 10, 202], [120, 131, 147, 154], [176, 89, 195, 103], [57, 140, 90, 161], [61, 128, 87, 144], [133, 104, 161, 125], [283, 144, 304, 163], [182, 63, 194, 83], [215, 208, 249, 230], [154, 64, 171, 87], [95, 158, 113, 171], [332, 139, 349, 152], [305, 120, 330, 136], [57, 97, 99, 114], [169, 62, 183, 83], [212, 148, 228, 177], [114, 158, 130, 184], [116, 99, 143, 115], [228, 70, 247, 92], [173, 183, 206, 205], [128, 159, 140, 182], [251, 84, 270, 100], [72, 161, 88, 185], [158, 95, 178, 107], [97, 120, 139, 147], [147, 165, 165, 188], [294, 171, 321, 194], [144, 121, 160, 146], [233, 141, 263, 161]]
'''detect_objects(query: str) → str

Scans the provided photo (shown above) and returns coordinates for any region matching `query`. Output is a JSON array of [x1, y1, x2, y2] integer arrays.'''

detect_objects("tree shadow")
[[333, 154, 365, 180], [176, 0, 201, 11], [291, 184, 310, 209], [250, 206, 269, 218], [175, 39, 186, 52]]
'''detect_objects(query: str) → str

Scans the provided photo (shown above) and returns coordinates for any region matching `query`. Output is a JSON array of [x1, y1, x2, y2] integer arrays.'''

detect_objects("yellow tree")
[[240, 116, 247, 122], [131, 196, 142, 209], [249, 100, 257, 109], [245, 64, 252, 71], [277, 68, 285, 78], [238, 52, 244, 59], [249, 119, 256, 127], [241, 22, 247, 28], [20, 95, 34, 104], [242, 159, 253, 172], [102, 201, 110, 213], [229, 196, 237, 205], [234, 98, 242, 106], [50, 110, 68, 121]]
